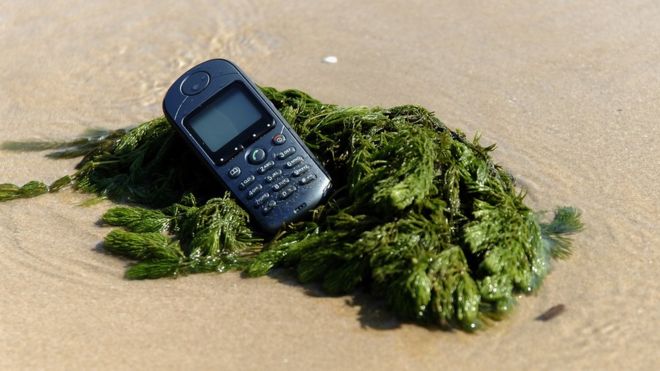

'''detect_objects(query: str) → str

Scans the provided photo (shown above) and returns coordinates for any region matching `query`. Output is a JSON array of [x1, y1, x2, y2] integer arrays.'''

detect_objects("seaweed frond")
[[0, 87, 583, 330]]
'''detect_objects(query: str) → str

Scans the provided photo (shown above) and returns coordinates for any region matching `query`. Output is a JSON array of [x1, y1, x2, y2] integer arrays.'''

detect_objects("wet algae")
[[0, 87, 583, 330]]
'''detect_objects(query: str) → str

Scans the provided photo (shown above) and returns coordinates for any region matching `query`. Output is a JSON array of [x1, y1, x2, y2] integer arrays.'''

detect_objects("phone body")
[[162, 59, 332, 233]]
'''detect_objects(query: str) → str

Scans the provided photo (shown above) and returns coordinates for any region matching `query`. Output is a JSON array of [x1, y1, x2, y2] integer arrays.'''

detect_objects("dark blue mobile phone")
[[163, 59, 332, 233]]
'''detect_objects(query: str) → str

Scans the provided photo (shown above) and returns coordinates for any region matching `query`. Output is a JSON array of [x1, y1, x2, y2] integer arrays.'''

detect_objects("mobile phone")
[[162, 59, 332, 233]]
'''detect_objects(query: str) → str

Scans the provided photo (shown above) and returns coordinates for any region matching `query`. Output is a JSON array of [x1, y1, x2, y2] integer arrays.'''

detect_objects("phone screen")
[[187, 83, 263, 152]]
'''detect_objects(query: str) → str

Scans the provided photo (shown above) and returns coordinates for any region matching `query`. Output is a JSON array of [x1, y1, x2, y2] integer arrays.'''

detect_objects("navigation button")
[[248, 148, 267, 164]]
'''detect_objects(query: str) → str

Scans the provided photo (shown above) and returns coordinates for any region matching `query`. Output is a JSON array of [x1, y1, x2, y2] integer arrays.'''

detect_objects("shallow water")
[[1, 1, 659, 369]]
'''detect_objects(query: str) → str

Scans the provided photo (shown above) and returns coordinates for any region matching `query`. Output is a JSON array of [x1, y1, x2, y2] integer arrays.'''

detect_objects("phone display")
[[187, 84, 262, 152], [163, 59, 332, 233]]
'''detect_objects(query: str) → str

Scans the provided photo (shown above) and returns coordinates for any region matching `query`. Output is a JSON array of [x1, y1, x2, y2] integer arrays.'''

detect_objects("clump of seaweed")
[[0, 87, 583, 330]]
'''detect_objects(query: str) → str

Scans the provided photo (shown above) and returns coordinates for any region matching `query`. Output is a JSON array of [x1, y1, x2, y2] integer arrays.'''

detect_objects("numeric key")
[[265, 169, 283, 183], [275, 146, 296, 160], [247, 184, 263, 199], [285, 156, 304, 168], [278, 185, 298, 199], [257, 160, 275, 174], [272, 177, 290, 191], [239, 175, 256, 190], [292, 164, 310, 177]]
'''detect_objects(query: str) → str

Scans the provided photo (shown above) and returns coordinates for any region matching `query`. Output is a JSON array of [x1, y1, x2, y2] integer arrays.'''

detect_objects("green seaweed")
[[0, 176, 71, 202], [0, 87, 583, 330]]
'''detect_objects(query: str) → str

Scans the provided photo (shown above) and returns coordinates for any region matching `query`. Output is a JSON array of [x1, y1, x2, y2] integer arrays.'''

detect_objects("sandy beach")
[[1, 0, 659, 369]]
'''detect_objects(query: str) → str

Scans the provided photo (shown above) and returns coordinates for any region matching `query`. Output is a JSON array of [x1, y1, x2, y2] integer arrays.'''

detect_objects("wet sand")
[[1, 1, 659, 369]]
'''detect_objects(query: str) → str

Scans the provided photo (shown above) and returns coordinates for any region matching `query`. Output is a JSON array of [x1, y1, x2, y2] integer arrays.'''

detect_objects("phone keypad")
[[233, 144, 320, 216]]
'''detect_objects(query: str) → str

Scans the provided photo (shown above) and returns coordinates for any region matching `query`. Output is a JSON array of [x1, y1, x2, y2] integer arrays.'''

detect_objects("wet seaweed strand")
[[0, 87, 583, 330]]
